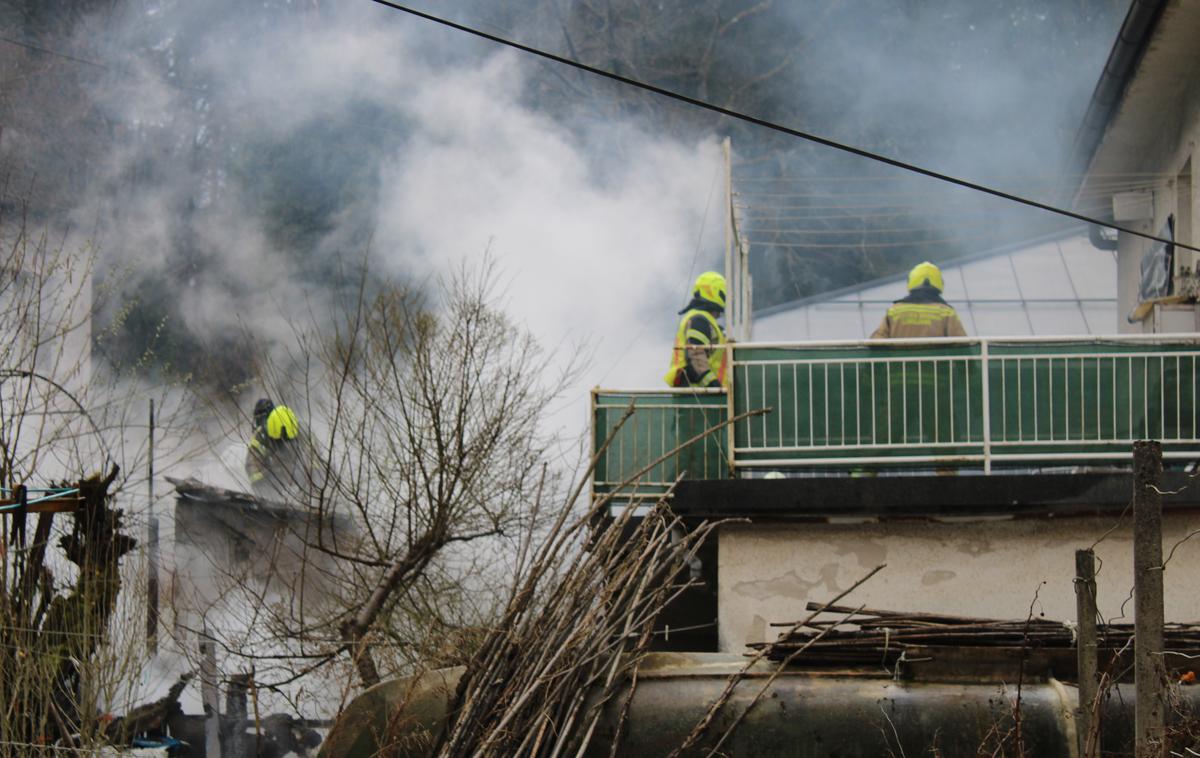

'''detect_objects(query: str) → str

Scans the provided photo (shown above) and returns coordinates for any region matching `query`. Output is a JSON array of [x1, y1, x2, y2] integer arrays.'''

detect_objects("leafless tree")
[[0, 199, 194, 755], [187, 259, 573, 697]]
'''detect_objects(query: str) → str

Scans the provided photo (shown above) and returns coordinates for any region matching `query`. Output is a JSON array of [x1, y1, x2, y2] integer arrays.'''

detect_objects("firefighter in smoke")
[[664, 271, 729, 390], [245, 398, 306, 498], [870, 261, 967, 339]]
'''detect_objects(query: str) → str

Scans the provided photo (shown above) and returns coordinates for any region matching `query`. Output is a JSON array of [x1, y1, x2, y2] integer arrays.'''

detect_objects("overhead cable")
[[365, 0, 1195, 254], [0, 34, 107, 68], [0, 34, 206, 93]]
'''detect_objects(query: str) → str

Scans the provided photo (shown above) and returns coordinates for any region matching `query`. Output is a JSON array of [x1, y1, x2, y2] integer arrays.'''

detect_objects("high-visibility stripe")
[[664, 309, 727, 388], [888, 304, 955, 316]]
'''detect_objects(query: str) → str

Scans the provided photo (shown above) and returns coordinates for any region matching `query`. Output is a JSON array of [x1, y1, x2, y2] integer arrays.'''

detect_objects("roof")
[[752, 231, 1116, 341], [1071, 0, 1200, 205], [1065, 0, 1169, 190]]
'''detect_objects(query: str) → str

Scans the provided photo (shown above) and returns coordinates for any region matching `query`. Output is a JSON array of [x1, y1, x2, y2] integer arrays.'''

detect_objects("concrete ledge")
[[674, 471, 1200, 521]]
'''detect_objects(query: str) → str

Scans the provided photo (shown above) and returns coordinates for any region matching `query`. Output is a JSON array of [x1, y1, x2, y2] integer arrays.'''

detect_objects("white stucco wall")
[[1087, 3, 1200, 334], [718, 515, 1200, 653]]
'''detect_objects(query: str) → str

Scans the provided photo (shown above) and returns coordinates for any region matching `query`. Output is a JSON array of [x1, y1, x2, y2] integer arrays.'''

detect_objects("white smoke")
[[82, 5, 721, 413], [375, 51, 723, 393]]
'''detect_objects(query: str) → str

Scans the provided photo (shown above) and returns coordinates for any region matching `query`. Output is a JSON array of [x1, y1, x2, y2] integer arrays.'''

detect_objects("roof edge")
[[1064, 0, 1170, 206]]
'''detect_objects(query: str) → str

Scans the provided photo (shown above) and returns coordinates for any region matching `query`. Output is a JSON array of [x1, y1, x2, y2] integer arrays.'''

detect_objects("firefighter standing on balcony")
[[871, 261, 967, 339], [665, 271, 729, 390]]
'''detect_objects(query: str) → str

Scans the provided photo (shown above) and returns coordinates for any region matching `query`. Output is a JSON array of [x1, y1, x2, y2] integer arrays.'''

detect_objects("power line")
[[364, 0, 1196, 255], [0, 34, 107, 69], [0, 34, 206, 93]]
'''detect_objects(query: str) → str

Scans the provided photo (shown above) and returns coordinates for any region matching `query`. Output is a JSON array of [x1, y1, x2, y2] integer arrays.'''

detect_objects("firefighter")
[[870, 261, 967, 339], [245, 398, 304, 498], [871, 263, 967, 447], [664, 271, 729, 389]]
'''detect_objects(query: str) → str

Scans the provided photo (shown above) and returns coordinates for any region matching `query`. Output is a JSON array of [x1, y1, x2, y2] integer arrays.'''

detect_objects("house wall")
[[717, 514, 1200, 653], [1110, 43, 1200, 333], [0, 254, 96, 482]]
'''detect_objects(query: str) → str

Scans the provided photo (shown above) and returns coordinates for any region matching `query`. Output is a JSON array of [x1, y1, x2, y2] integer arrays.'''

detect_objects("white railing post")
[[981, 339, 992, 474], [590, 387, 599, 500], [727, 343, 738, 478]]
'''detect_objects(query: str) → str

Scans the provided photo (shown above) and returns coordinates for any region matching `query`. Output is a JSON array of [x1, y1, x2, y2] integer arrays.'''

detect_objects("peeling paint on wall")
[[716, 515, 1200, 653], [732, 563, 841, 601]]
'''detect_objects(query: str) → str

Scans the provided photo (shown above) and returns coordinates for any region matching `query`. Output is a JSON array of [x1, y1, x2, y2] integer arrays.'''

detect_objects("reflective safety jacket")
[[244, 426, 306, 495], [664, 307, 728, 389], [871, 289, 967, 339]]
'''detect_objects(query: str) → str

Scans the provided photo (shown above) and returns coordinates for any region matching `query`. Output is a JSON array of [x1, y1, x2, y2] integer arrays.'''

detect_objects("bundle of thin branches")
[[430, 404, 764, 757], [433, 492, 717, 757], [756, 603, 1200, 665]]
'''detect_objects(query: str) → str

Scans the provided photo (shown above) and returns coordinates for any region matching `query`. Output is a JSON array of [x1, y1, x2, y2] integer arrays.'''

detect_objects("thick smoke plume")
[[69, 1, 721, 414]]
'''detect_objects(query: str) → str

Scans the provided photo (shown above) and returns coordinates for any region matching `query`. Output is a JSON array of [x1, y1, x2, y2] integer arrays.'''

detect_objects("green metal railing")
[[591, 389, 729, 499], [591, 336, 1200, 496]]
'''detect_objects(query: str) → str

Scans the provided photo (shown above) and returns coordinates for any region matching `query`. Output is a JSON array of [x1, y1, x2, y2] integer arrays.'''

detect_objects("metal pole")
[[722, 136, 734, 338], [745, 269, 754, 342], [722, 136, 737, 479], [734, 233, 744, 340], [1075, 548, 1098, 757], [980, 340, 992, 474], [727, 343, 736, 478], [1133, 439, 1166, 758], [147, 399, 159, 654]]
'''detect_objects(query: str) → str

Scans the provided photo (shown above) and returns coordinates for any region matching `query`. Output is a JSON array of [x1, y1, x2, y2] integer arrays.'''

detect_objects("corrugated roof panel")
[[1008, 243, 1072, 300], [944, 266, 970, 305], [850, 281, 901, 304], [1059, 240, 1116, 300], [959, 302, 1031, 336], [750, 234, 1117, 341], [807, 303, 868, 341], [1026, 302, 1090, 335], [1081, 302, 1117, 333], [948, 301, 978, 334], [754, 311, 809, 341], [955, 254, 1021, 300]]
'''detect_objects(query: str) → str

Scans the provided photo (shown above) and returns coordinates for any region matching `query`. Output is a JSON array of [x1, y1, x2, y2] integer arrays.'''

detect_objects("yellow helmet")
[[266, 405, 300, 441], [907, 261, 944, 292], [692, 271, 728, 309]]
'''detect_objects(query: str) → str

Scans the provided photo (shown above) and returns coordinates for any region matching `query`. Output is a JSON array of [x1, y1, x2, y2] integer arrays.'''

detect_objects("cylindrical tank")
[[319, 652, 1198, 757]]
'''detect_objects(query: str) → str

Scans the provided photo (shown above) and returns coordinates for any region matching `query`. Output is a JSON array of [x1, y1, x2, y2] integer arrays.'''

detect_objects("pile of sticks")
[[754, 603, 1200, 669], [430, 490, 719, 757], [419, 403, 762, 757]]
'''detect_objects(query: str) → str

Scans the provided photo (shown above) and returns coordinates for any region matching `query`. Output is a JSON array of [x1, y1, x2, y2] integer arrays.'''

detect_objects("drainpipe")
[[1088, 223, 1119, 251]]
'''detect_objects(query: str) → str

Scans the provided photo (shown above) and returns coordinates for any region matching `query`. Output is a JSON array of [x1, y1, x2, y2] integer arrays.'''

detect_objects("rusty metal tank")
[[319, 652, 1197, 757]]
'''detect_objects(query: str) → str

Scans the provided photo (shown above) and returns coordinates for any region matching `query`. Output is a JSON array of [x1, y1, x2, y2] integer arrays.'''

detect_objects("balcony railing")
[[592, 389, 729, 499], [591, 336, 1200, 497]]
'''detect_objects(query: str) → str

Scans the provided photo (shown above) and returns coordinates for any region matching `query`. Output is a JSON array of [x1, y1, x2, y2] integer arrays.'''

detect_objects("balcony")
[[591, 336, 1200, 499]]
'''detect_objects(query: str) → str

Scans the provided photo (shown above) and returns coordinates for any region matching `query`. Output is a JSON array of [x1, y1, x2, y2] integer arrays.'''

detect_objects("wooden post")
[[147, 398, 159, 653], [200, 627, 223, 758], [1133, 440, 1166, 758], [225, 672, 251, 758], [1075, 548, 1098, 757]]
